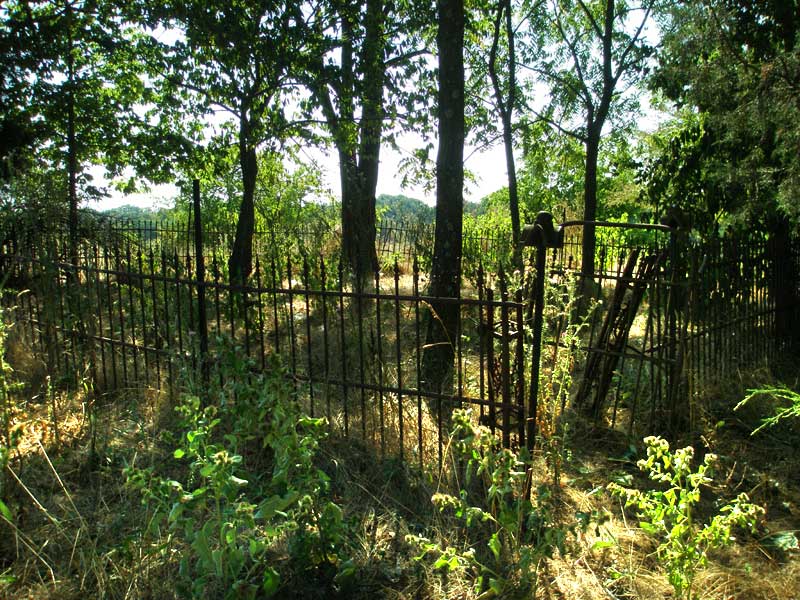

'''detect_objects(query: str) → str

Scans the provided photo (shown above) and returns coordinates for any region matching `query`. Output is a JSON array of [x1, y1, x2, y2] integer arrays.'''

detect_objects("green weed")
[[409, 409, 602, 599], [609, 435, 763, 600], [0, 301, 24, 522], [735, 385, 800, 435], [125, 352, 351, 599]]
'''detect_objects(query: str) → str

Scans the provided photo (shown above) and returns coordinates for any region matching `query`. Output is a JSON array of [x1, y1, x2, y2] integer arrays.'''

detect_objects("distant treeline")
[[103, 195, 485, 226]]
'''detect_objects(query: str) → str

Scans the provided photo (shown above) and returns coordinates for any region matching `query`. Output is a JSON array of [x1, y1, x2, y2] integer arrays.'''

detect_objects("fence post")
[[193, 179, 210, 396], [521, 212, 562, 453]]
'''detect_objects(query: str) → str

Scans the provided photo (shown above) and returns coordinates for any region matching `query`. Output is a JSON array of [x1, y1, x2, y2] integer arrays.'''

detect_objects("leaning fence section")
[[538, 224, 685, 435]]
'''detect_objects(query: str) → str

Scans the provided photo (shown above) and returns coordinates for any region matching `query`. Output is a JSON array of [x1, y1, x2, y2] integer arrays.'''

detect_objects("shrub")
[[125, 353, 349, 598], [409, 409, 600, 599]]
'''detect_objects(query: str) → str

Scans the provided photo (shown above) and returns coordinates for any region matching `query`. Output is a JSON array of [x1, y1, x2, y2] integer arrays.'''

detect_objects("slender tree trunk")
[[66, 2, 78, 267], [503, 122, 521, 268], [229, 117, 257, 285], [489, 0, 521, 270], [580, 0, 613, 281], [422, 0, 464, 408], [67, 74, 78, 266], [581, 127, 600, 279]]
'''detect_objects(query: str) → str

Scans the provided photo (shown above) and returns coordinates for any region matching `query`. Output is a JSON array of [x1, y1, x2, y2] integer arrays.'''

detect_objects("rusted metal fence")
[[1, 207, 797, 464], [0, 237, 527, 468], [533, 219, 799, 434]]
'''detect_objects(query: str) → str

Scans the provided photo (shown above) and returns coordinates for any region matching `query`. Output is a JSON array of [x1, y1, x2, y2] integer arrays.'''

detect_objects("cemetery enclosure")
[[1, 213, 798, 466]]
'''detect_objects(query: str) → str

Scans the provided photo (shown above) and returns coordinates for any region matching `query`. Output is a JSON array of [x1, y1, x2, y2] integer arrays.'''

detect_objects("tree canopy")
[[2, 0, 797, 281]]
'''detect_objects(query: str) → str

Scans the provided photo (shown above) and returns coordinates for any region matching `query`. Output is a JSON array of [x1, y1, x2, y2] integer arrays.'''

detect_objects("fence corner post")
[[521, 211, 561, 453]]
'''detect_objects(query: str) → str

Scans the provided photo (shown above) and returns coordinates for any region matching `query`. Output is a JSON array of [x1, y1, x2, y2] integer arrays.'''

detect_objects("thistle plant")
[[609, 436, 763, 600]]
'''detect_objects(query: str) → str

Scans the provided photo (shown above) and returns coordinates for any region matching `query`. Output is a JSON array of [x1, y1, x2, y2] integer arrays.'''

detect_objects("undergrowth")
[[0, 318, 797, 599], [125, 352, 350, 599], [610, 436, 763, 599], [408, 409, 607, 599]]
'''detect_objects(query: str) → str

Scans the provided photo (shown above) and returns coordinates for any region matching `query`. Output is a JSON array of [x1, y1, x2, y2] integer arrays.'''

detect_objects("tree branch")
[[553, 1, 594, 110], [575, 0, 603, 39], [531, 108, 588, 142], [613, 1, 653, 85]]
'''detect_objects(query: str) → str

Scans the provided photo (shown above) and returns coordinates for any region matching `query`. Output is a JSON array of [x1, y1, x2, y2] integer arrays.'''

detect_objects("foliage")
[[462, 202, 514, 280], [735, 386, 800, 435], [409, 409, 599, 598], [649, 0, 800, 230], [102, 204, 170, 222], [517, 120, 586, 219], [609, 436, 763, 600], [516, 122, 648, 226], [125, 351, 350, 598], [0, 0, 169, 190]]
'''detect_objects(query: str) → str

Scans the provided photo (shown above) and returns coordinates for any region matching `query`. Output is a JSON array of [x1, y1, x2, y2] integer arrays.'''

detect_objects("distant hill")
[[103, 204, 171, 221], [377, 194, 434, 223], [377, 194, 485, 223]]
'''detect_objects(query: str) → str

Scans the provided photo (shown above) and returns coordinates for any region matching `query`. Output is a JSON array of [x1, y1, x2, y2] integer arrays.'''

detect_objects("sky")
[[87, 133, 509, 212]]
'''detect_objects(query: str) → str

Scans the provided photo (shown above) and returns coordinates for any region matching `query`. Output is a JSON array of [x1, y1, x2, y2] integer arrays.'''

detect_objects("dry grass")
[[1, 330, 798, 600]]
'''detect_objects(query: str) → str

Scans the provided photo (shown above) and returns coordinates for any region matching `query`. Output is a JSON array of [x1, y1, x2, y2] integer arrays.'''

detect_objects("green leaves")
[[124, 350, 351, 599], [610, 436, 764, 599], [735, 386, 800, 435], [261, 567, 280, 596], [2, 0, 167, 187], [649, 1, 800, 230], [0, 498, 12, 522], [412, 409, 591, 595]]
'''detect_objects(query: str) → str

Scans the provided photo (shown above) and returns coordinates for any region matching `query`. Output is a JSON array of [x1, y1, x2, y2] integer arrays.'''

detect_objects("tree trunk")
[[771, 216, 799, 351], [421, 0, 464, 409], [339, 0, 383, 282], [489, 0, 521, 270], [229, 118, 258, 286], [503, 113, 521, 269], [581, 127, 601, 279], [340, 151, 378, 285], [66, 2, 78, 267], [580, 0, 614, 282], [67, 73, 78, 267]]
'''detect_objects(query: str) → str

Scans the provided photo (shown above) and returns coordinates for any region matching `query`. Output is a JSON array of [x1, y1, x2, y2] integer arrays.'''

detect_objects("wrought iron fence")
[[1, 209, 797, 466], [0, 239, 528, 468]]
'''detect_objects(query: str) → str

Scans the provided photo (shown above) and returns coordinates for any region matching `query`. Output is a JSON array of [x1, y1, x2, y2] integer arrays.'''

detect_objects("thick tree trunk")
[[421, 0, 464, 408], [340, 152, 378, 284], [229, 124, 257, 286], [339, 0, 382, 282]]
